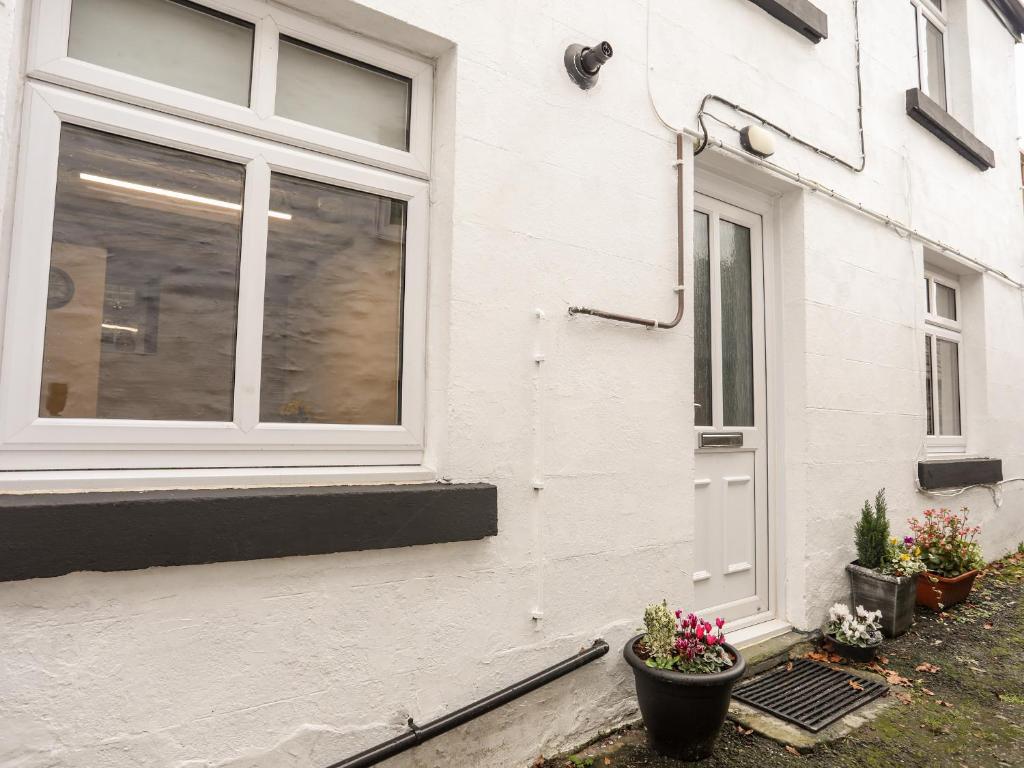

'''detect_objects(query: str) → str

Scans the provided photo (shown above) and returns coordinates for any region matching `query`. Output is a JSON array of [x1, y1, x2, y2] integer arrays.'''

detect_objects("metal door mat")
[[732, 658, 888, 733]]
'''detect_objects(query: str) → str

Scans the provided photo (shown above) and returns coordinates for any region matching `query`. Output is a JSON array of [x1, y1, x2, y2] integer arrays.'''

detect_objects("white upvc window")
[[0, 0, 435, 473], [911, 0, 950, 111], [923, 269, 965, 453]]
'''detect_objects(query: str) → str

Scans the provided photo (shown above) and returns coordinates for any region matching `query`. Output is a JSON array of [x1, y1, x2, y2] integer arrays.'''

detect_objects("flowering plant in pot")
[[623, 602, 745, 761], [845, 489, 926, 637], [909, 507, 983, 610], [824, 603, 883, 662]]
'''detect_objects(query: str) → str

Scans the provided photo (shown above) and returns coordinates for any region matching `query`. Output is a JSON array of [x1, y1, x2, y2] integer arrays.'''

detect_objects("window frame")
[[0, 82, 430, 471], [911, 0, 951, 112], [922, 268, 966, 454], [26, 0, 434, 177]]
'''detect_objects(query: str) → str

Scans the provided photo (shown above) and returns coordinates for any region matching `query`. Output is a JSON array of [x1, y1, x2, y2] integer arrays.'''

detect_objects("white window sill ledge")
[[0, 465, 439, 494]]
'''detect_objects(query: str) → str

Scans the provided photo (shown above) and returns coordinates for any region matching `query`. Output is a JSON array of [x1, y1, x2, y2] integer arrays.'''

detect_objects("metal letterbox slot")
[[700, 432, 743, 448]]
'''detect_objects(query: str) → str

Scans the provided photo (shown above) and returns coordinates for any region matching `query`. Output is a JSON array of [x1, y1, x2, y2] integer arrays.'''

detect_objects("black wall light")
[[564, 41, 613, 90]]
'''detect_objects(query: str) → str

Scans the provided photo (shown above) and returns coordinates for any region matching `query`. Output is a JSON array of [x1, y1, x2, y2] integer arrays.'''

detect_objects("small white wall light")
[[739, 125, 776, 158]]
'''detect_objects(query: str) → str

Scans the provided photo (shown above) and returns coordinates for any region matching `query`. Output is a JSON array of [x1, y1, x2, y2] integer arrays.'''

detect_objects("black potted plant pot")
[[623, 634, 746, 761], [825, 633, 880, 663], [846, 561, 918, 638]]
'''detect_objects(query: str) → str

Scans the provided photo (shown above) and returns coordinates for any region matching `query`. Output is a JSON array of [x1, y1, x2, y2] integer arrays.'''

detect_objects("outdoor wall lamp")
[[564, 41, 613, 90], [739, 125, 776, 158]]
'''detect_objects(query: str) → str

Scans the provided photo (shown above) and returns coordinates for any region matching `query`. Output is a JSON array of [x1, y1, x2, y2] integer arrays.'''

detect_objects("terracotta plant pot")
[[623, 635, 745, 761], [916, 569, 979, 611], [846, 561, 918, 638], [825, 633, 880, 663]]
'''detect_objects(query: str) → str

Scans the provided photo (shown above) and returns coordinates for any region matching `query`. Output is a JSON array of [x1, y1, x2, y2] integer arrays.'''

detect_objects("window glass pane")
[[68, 0, 254, 105], [924, 334, 934, 435], [720, 219, 754, 427], [925, 19, 947, 109], [276, 37, 411, 151], [260, 173, 405, 425], [40, 125, 243, 421], [694, 211, 712, 426], [924, 277, 931, 312], [935, 282, 956, 320], [936, 338, 961, 435]]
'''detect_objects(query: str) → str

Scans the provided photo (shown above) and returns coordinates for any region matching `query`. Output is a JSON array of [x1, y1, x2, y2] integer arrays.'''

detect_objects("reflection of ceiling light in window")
[[79, 173, 292, 220], [102, 322, 139, 333]]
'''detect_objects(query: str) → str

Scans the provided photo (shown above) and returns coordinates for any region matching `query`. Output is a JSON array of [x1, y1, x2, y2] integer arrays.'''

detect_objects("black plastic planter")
[[846, 562, 918, 637], [623, 635, 746, 761], [825, 633, 880, 663]]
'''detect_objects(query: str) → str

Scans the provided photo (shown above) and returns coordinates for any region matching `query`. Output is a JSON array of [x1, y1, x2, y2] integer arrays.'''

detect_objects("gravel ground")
[[540, 549, 1024, 768]]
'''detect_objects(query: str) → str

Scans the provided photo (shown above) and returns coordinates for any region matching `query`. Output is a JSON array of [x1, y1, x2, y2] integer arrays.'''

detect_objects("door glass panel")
[[935, 282, 956, 320], [276, 37, 412, 151], [720, 219, 754, 427], [260, 173, 405, 425], [694, 211, 712, 426], [68, 0, 254, 106], [925, 19, 947, 109], [39, 125, 244, 421], [935, 337, 961, 435]]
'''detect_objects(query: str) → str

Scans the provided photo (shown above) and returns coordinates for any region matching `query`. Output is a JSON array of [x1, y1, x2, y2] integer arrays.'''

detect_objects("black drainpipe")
[[325, 639, 610, 768]]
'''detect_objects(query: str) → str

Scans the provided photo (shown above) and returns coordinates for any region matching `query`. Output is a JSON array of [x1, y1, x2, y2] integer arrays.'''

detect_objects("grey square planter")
[[846, 562, 918, 638]]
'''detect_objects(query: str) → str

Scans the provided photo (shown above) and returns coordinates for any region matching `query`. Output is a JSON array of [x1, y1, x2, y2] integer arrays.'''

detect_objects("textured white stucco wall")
[[0, 0, 1022, 766]]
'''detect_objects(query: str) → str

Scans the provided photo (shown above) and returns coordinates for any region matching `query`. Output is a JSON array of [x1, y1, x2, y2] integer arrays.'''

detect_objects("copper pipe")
[[568, 132, 686, 329]]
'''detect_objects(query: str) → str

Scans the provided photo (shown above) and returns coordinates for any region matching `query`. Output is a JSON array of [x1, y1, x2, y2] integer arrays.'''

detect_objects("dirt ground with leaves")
[[539, 550, 1024, 768]]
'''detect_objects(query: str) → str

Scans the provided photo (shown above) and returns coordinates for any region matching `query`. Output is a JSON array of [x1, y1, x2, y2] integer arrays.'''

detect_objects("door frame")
[[693, 167, 786, 634]]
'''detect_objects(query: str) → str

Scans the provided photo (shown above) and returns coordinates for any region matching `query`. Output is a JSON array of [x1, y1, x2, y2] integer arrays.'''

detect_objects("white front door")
[[692, 193, 769, 626]]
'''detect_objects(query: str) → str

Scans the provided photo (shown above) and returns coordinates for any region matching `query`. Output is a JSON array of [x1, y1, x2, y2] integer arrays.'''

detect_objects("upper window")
[[911, 0, 949, 111], [27, 0, 433, 173], [1, 0, 434, 471], [922, 269, 964, 453]]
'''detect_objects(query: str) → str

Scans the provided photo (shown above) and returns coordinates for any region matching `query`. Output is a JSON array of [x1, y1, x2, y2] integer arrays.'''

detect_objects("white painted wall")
[[0, 1, 1022, 767]]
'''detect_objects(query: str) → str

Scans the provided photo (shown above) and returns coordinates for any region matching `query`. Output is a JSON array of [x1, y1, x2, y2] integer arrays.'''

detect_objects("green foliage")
[[855, 488, 891, 570], [642, 601, 676, 661], [910, 508, 983, 577], [567, 756, 595, 767]]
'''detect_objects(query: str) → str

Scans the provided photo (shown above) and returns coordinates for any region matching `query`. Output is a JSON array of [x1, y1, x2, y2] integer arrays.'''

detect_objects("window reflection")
[[39, 125, 244, 421]]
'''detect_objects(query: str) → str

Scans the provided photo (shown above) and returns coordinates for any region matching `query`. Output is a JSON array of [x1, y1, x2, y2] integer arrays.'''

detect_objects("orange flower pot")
[[915, 569, 979, 611]]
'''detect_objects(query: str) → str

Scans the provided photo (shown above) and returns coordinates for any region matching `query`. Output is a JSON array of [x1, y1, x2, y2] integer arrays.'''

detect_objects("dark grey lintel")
[[918, 458, 1002, 490], [746, 0, 828, 43], [906, 88, 996, 171], [0, 482, 497, 582]]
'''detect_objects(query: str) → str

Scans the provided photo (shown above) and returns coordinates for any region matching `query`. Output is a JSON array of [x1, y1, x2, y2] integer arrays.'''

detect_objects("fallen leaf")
[[604, 759, 611, 766], [786, 661, 794, 672], [894, 692, 914, 705], [984, 623, 994, 630], [916, 663, 940, 673], [878, 656, 889, 664], [736, 725, 754, 736], [805, 651, 830, 663], [828, 653, 843, 663], [937, 700, 955, 708], [922, 688, 935, 696], [785, 745, 801, 756], [848, 680, 864, 691]]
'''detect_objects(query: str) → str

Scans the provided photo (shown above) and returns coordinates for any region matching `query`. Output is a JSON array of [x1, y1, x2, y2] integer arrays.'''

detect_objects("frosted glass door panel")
[[276, 37, 411, 150], [694, 211, 712, 427], [68, 0, 254, 105], [261, 173, 405, 425], [719, 219, 754, 427]]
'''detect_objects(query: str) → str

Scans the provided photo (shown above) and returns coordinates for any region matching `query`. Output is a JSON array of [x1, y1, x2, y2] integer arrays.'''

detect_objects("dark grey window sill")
[[0, 482, 497, 582], [906, 88, 995, 171], [918, 458, 1002, 490], [746, 0, 828, 43]]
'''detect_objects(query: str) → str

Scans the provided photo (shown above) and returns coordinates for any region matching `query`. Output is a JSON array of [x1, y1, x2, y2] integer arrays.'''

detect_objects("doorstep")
[[728, 620, 820, 677]]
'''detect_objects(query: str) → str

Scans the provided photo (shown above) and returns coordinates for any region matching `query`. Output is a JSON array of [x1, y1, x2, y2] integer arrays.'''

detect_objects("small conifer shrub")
[[855, 488, 891, 570]]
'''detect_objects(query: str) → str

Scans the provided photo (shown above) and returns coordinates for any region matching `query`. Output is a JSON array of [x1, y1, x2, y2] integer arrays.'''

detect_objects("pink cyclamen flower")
[[716, 617, 725, 629]]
